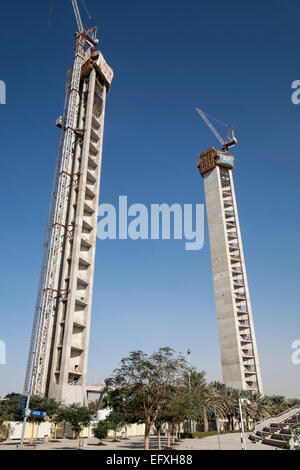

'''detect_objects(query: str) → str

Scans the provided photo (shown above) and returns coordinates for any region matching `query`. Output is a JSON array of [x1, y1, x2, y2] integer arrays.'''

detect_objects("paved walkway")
[[0, 433, 276, 451]]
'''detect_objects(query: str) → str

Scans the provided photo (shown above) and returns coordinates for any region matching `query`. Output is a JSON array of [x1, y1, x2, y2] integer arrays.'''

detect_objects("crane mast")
[[30, 32, 86, 394], [24, 0, 112, 402]]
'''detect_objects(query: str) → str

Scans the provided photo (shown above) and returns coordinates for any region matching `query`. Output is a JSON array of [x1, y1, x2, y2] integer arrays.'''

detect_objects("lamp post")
[[214, 405, 221, 450], [239, 398, 250, 450], [187, 349, 191, 392], [187, 349, 192, 432]]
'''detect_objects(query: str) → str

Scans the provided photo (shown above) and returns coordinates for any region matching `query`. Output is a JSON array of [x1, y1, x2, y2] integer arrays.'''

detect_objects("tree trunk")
[[203, 407, 209, 432], [172, 424, 175, 444], [30, 422, 35, 445], [144, 421, 151, 450], [155, 423, 161, 450], [167, 423, 171, 448], [157, 426, 161, 450], [227, 415, 233, 431], [125, 424, 128, 438]]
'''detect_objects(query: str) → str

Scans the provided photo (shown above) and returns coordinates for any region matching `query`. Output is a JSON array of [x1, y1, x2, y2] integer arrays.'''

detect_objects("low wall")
[[0, 421, 52, 440]]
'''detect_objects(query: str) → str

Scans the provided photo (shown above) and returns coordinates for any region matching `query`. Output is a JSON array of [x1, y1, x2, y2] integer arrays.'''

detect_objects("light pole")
[[187, 349, 191, 392], [214, 405, 221, 450], [238, 398, 250, 450], [18, 386, 31, 450], [187, 349, 192, 432]]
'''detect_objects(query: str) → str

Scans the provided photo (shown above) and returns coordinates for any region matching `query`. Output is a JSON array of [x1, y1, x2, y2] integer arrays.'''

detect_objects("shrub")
[[181, 431, 218, 439], [92, 420, 109, 443]]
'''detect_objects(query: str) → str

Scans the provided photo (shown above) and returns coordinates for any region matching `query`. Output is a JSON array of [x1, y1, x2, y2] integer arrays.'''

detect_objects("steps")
[[250, 411, 300, 449]]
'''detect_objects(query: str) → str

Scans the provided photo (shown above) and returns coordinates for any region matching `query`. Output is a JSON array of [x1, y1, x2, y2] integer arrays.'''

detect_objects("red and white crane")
[[195, 107, 237, 152]]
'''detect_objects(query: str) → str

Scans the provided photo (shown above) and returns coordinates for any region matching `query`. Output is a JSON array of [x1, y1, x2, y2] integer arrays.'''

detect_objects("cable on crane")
[[81, 0, 93, 25], [200, 109, 231, 128]]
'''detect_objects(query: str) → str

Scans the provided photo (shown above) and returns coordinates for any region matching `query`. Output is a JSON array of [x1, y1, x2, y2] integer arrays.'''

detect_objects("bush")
[[92, 420, 109, 441], [181, 431, 219, 439]]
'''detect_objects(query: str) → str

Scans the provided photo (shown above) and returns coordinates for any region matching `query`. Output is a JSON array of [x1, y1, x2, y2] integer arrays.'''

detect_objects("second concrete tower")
[[198, 148, 263, 393]]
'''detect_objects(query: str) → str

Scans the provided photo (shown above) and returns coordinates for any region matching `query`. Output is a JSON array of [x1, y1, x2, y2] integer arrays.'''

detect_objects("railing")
[[242, 350, 254, 357], [232, 267, 242, 272], [254, 407, 300, 432], [237, 305, 248, 311], [69, 367, 82, 374]]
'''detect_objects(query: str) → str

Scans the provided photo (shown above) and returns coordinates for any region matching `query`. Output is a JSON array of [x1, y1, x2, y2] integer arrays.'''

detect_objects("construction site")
[[0, 0, 299, 454], [23, 1, 113, 407], [23, 1, 264, 411]]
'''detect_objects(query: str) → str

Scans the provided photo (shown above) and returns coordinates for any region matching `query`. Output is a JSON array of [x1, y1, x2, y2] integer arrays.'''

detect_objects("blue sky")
[[0, 0, 299, 397]]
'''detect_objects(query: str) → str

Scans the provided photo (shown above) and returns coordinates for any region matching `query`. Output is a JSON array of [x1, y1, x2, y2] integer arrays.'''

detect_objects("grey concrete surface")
[[0, 433, 277, 451]]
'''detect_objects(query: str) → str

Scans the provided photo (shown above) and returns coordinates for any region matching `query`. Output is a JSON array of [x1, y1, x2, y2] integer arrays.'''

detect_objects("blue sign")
[[21, 409, 47, 418], [217, 153, 234, 167], [19, 398, 27, 410]]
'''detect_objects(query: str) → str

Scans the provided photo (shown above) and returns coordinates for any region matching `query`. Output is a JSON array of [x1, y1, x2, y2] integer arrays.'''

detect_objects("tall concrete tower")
[[197, 148, 263, 394], [24, 26, 113, 405]]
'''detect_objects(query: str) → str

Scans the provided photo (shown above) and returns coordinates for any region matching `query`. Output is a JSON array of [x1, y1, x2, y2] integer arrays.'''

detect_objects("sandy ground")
[[0, 433, 276, 451]]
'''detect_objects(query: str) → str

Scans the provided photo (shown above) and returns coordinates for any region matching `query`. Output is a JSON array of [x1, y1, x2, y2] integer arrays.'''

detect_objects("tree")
[[25, 396, 62, 444], [155, 385, 190, 449], [92, 420, 108, 445], [105, 347, 188, 450], [0, 394, 62, 443], [106, 407, 131, 441], [49, 408, 65, 440], [61, 404, 92, 448], [289, 428, 300, 450]]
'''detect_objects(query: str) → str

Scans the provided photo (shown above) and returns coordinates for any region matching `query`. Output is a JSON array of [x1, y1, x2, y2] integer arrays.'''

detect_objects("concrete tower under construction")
[[197, 146, 263, 394], [24, 13, 113, 405]]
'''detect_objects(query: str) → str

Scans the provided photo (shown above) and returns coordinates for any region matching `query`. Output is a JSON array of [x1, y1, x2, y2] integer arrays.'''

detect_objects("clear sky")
[[0, 0, 299, 397]]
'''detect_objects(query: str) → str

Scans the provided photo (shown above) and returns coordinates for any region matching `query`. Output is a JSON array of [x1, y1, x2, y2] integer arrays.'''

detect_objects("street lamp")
[[239, 398, 250, 450], [213, 405, 221, 450], [187, 349, 192, 432], [187, 349, 191, 392]]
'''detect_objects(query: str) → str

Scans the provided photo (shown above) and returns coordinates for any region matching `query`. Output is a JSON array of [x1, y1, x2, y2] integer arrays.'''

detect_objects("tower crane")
[[195, 107, 237, 152], [23, 0, 97, 399], [71, 0, 84, 33]]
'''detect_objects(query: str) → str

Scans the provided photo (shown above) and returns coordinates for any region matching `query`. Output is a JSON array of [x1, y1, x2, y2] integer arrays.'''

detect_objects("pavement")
[[0, 433, 277, 451]]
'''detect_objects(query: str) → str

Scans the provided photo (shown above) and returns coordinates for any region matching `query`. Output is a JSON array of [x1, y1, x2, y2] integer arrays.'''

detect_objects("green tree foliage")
[[0, 394, 61, 424], [105, 347, 189, 450], [92, 420, 108, 445], [61, 404, 92, 448], [104, 348, 300, 449]]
